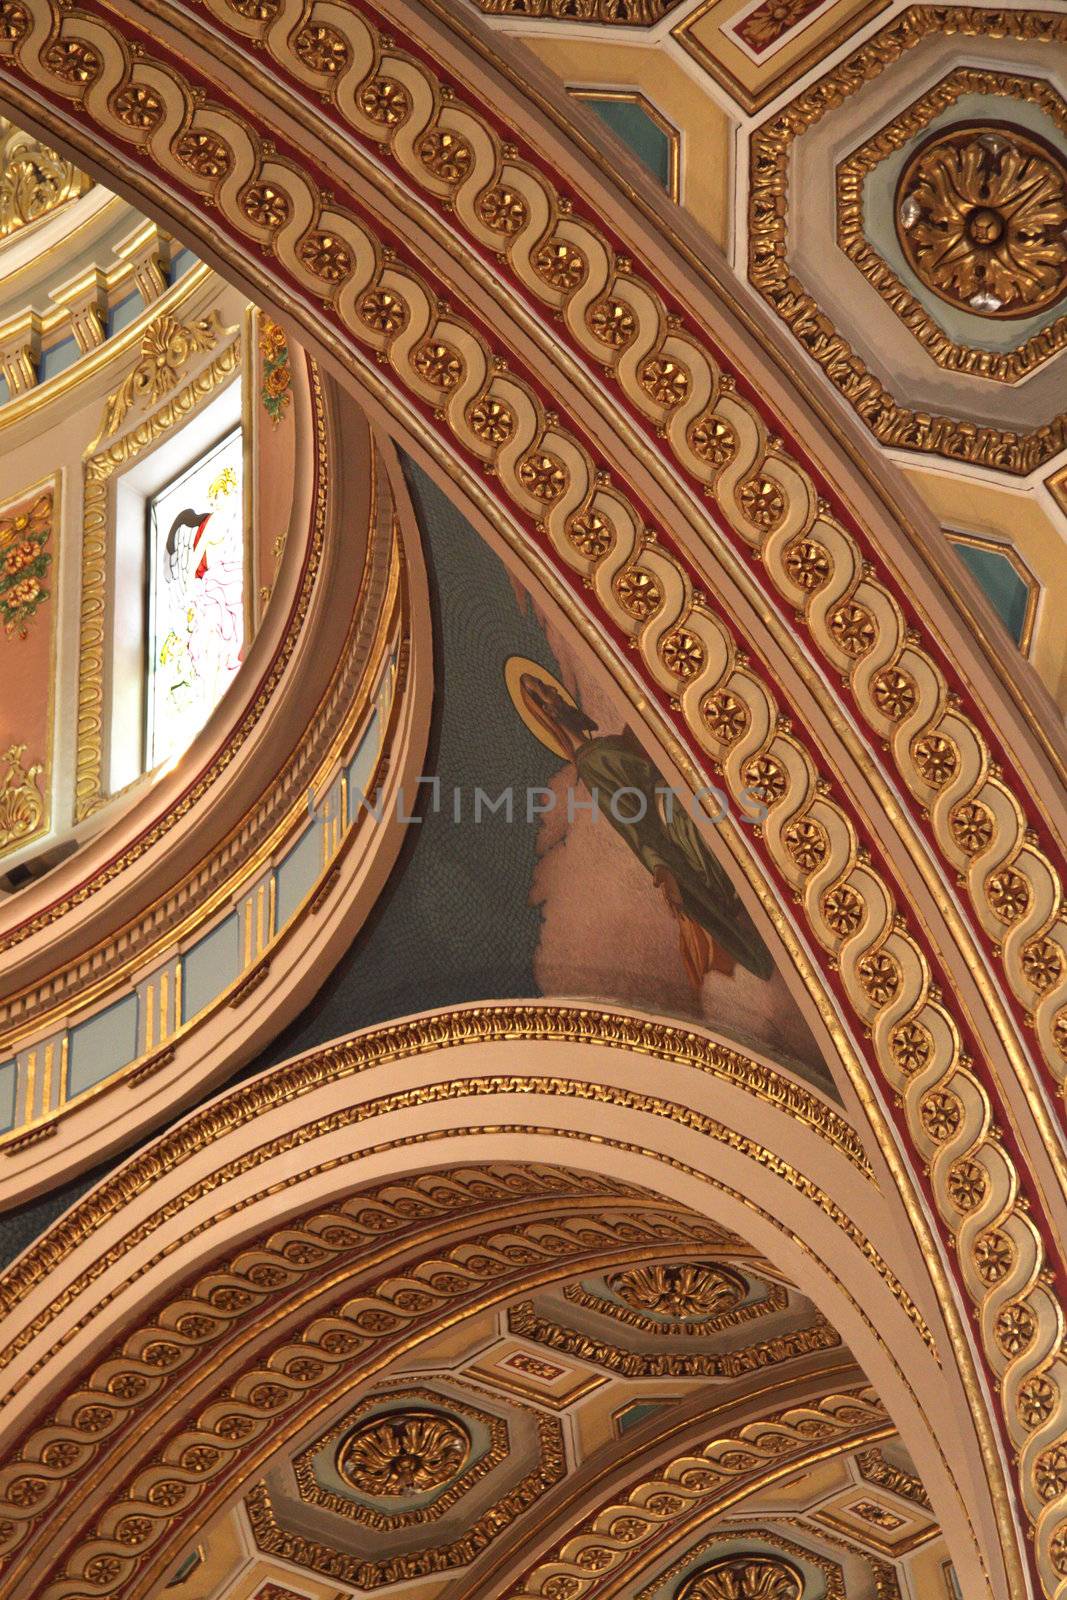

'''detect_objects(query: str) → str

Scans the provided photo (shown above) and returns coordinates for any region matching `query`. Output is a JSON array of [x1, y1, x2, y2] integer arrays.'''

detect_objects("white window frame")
[[107, 377, 243, 792]]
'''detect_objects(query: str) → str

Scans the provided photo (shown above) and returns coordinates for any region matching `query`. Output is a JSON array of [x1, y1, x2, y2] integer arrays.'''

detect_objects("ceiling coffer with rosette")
[[610, 1263, 749, 1318], [336, 1410, 472, 1496], [676, 1554, 805, 1599], [895, 122, 1067, 318]]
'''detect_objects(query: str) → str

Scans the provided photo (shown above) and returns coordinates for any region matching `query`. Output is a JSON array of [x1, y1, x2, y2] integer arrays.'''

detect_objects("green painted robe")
[[573, 730, 773, 980]]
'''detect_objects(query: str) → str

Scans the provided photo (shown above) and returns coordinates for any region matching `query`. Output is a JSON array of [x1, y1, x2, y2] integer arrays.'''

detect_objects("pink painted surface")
[[0, 485, 54, 780]]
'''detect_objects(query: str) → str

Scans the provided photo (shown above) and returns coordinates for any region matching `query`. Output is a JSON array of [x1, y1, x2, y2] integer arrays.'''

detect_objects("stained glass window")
[[145, 428, 245, 769]]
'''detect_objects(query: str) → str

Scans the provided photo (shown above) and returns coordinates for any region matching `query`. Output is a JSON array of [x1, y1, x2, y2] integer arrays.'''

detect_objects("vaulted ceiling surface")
[[1, 5, 1066, 1599]]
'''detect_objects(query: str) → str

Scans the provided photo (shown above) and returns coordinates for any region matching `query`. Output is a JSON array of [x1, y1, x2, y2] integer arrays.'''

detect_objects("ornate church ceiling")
[[0, 4, 1064, 1600], [472, 0, 1067, 705]]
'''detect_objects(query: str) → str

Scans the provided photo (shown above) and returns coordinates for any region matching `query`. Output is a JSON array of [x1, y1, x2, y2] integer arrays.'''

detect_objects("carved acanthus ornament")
[[0, 743, 43, 849], [337, 1411, 470, 1496], [0, 115, 88, 239], [99, 310, 225, 438], [896, 125, 1067, 318], [856, 1445, 931, 1508], [611, 1262, 748, 1318], [678, 1555, 805, 1600]]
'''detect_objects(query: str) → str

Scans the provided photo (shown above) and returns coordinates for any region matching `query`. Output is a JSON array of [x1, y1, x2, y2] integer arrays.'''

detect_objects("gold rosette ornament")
[[896, 123, 1067, 318], [677, 1554, 804, 1600], [337, 1410, 470, 1496], [610, 1262, 748, 1318]]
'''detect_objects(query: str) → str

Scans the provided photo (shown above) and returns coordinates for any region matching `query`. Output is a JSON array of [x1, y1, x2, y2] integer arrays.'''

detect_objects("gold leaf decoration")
[[0, 743, 43, 850], [0, 115, 89, 240], [611, 1262, 748, 1319], [99, 311, 225, 438], [677, 1554, 805, 1600], [896, 124, 1067, 318], [337, 1411, 471, 1496]]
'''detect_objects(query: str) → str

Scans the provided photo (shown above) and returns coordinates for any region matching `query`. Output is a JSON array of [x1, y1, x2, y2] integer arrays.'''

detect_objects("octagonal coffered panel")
[[749, 4, 1067, 473], [293, 1388, 503, 1528], [246, 1376, 565, 1588], [837, 68, 1067, 380]]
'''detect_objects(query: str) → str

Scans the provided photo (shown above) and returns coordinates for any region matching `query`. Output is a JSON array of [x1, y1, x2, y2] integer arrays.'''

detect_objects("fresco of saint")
[[507, 659, 773, 992]]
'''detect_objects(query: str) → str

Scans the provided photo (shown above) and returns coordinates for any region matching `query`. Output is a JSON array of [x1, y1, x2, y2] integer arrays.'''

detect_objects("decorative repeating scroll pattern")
[[505, 1389, 887, 1600], [170, 0, 1067, 1111], [0, 1007, 875, 1348], [0, 1167, 708, 1600], [471, 0, 680, 20], [0, 7, 1064, 1592]]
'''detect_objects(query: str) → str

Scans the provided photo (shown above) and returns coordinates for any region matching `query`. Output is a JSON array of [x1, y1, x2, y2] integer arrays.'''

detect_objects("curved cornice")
[[0, 6, 1063, 1593], [0, 388, 431, 1204]]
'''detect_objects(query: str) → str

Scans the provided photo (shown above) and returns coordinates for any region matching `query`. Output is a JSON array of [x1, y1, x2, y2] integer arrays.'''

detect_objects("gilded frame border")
[[0, 469, 59, 865]]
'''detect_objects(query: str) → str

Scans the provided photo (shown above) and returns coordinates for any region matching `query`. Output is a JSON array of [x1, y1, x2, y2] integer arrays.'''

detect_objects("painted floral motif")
[[259, 314, 292, 422], [0, 491, 52, 635], [734, 0, 822, 54]]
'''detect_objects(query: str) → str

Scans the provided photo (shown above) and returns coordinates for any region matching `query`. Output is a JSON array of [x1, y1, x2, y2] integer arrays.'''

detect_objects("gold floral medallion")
[[895, 123, 1067, 318], [677, 1554, 804, 1599], [610, 1263, 747, 1319], [337, 1410, 470, 1496]]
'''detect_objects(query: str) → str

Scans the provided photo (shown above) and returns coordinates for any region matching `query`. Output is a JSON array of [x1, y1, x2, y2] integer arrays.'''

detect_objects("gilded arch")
[[0, 1007, 999, 1599], [0, 4, 1065, 1597]]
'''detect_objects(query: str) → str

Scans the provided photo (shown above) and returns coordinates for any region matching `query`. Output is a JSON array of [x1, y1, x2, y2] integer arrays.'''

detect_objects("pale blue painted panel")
[[578, 95, 671, 192], [951, 540, 1030, 646], [68, 993, 139, 1098], [107, 291, 142, 337], [275, 819, 323, 927], [182, 912, 241, 1022], [38, 336, 79, 382], [0, 1061, 15, 1132], [170, 247, 199, 281], [347, 710, 381, 822]]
